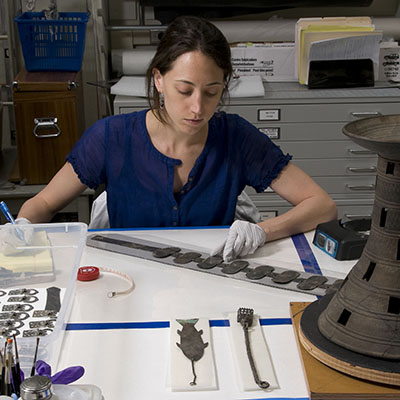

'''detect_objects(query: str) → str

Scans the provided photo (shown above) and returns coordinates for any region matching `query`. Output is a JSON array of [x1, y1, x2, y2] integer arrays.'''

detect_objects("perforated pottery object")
[[299, 114, 400, 386]]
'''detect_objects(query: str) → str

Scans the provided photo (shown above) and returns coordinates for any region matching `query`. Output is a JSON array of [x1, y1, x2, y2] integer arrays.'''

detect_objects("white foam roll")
[[213, 19, 297, 43], [120, 49, 156, 75], [373, 17, 400, 40], [214, 17, 400, 43]]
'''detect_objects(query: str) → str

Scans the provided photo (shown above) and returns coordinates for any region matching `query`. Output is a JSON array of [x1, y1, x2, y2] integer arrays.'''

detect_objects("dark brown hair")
[[146, 15, 232, 123]]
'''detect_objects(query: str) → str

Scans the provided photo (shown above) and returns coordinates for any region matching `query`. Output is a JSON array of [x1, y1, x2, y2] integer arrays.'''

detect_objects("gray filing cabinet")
[[113, 82, 400, 220]]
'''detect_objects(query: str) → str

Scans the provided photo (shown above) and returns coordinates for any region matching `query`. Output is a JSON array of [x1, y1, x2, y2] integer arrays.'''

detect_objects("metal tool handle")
[[33, 117, 61, 138], [347, 166, 377, 173], [346, 184, 375, 191], [351, 111, 382, 117], [243, 326, 270, 389], [348, 149, 376, 155]]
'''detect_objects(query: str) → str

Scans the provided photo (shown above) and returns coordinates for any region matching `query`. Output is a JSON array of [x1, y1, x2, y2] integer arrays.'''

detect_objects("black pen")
[[12, 335, 21, 395], [4, 339, 12, 396], [0, 346, 4, 395], [31, 337, 40, 377]]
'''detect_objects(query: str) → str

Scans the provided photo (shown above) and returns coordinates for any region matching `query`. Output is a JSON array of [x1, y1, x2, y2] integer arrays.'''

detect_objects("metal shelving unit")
[[0, 0, 18, 189]]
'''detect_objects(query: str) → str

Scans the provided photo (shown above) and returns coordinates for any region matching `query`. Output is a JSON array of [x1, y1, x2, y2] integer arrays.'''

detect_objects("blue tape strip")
[[66, 318, 292, 331], [66, 321, 170, 330], [239, 398, 309, 400], [291, 233, 322, 275], [88, 225, 230, 232]]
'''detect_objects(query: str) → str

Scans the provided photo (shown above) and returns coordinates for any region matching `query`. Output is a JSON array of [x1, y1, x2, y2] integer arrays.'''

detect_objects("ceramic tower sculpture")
[[300, 114, 400, 385]]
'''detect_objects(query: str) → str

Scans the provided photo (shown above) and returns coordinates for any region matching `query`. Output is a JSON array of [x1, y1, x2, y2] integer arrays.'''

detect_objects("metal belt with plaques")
[[86, 233, 343, 296]]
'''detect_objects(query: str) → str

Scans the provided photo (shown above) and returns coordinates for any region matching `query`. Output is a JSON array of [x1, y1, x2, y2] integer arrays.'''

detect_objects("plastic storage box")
[[14, 12, 89, 71], [0, 222, 87, 372]]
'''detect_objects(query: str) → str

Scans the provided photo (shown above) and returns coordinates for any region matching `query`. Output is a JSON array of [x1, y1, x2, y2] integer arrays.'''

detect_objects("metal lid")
[[20, 376, 53, 400]]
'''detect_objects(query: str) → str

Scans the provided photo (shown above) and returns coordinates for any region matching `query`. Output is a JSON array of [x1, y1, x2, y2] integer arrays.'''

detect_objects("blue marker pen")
[[0, 201, 25, 242]]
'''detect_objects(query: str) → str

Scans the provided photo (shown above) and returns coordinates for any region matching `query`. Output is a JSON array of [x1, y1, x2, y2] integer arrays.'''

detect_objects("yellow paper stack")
[[295, 17, 382, 85]]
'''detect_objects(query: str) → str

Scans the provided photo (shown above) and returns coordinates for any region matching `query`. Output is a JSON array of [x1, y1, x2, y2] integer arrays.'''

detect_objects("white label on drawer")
[[259, 127, 280, 139], [260, 211, 278, 219], [258, 109, 280, 121]]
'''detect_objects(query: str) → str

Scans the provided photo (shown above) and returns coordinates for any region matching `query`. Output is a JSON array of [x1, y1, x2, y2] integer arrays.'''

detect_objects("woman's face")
[[153, 50, 225, 136]]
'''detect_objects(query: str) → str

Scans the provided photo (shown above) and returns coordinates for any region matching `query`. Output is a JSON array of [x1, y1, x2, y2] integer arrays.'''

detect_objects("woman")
[[17, 16, 337, 261]]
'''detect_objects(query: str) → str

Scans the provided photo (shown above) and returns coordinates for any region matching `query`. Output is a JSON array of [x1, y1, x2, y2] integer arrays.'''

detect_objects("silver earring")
[[159, 93, 165, 110]]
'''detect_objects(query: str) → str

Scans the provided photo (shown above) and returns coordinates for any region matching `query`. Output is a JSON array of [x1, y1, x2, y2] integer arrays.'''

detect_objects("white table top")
[[57, 227, 356, 400]]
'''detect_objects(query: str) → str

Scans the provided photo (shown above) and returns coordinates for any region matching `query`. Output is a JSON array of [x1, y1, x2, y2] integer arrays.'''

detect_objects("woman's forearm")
[[258, 193, 337, 242]]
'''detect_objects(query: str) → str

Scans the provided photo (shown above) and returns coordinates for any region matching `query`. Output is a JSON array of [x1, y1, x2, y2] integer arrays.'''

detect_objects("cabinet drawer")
[[225, 102, 400, 124], [257, 204, 373, 220], [313, 176, 376, 194], [281, 140, 375, 158], [251, 192, 374, 220], [116, 106, 144, 114], [293, 158, 377, 176], [14, 92, 81, 184], [246, 176, 376, 195], [257, 122, 345, 141], [338, 206, 373, 219]]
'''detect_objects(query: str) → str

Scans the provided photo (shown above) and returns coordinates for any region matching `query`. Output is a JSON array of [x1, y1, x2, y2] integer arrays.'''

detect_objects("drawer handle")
[[351, 111, 382, 117], [344, 214, 372, 219], [347, 166, 377, 173], [33, 117, 61, 138], [346, 184, 375, 191], [348, 149, 376, 155]]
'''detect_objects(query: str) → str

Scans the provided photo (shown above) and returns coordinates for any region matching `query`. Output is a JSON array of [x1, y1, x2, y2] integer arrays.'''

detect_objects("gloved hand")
[[210, 220, 266, 262], [36, 360, 85, 384], [18, 360, 85, 384], [0, 217, 33, 255]]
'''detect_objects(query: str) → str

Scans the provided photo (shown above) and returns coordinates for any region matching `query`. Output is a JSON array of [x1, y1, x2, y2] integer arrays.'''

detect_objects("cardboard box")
[[379, 41, 400, 82], [231, 42, 296, 82]]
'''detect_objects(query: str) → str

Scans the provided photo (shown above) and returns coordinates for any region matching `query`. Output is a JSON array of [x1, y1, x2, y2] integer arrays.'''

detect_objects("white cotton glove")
[[210, 220, 266, 262], [0, 217, 33, 255]]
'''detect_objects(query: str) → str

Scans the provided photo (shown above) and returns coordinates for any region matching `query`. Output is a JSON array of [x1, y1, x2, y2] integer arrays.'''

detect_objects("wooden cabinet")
[[13, 69, 84, 184]]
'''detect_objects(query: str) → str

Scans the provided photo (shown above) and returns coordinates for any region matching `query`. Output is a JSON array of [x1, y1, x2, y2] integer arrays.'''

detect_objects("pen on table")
[[0, 345, 4, 394], [30, 337, 40, 377], [12, 336, 21, 396], [4, 340, 11, 396], [0, 201, 25, 242]]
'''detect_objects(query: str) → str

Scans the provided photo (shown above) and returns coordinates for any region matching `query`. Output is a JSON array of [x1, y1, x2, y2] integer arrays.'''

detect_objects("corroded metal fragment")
[[176, 319, 208, 386]]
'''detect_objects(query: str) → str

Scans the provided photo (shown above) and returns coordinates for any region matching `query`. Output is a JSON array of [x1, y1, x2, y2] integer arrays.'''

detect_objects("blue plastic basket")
[[15, 12, 89, 72]]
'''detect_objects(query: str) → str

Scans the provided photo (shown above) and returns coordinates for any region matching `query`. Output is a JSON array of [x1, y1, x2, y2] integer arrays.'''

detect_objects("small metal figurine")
[[237, 307, 270, 389], [176, 318, 209, 386]]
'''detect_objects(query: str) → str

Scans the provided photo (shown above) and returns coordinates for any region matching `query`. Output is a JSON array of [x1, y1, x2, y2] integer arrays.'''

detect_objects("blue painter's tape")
[[260, 318, 292, 326], [209, 319, 230, 327], [239, 398, 309, 400], [291, 233, 322, 275], [66, 321, 170, 330], [88, 225, 230, 232], [66, 318, 292, 331]]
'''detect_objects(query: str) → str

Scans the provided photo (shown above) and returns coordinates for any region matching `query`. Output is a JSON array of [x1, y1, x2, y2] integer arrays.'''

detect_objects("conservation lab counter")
[[58, 227, 356, 400]]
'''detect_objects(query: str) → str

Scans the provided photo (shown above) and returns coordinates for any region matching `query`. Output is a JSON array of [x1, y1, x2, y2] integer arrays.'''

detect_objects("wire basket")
[[15, 12, 89, 72]]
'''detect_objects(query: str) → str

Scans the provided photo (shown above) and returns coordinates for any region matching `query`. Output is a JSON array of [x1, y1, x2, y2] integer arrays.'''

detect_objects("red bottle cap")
[[77, 266, 100, 281]]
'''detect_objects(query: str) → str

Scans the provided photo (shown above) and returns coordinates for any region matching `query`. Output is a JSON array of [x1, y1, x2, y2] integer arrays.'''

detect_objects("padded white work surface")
[[58, 228, 355, 400]]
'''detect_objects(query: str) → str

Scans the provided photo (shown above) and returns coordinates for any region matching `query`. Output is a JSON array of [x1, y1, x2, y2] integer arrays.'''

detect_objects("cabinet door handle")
[[348, 149, 376, 155], [33, 117, 61, 138], [347, 166, 377, 173], [344, 214, 372, 219], [351, 111, 382, 117], [346, 184, 375, 191]]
